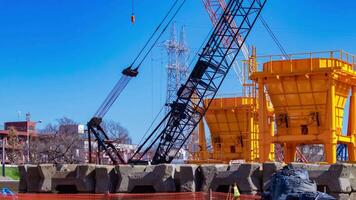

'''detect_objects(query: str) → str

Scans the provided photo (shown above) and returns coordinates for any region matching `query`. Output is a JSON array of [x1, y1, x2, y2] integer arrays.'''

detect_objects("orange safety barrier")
[[0, 192, 261, 200]]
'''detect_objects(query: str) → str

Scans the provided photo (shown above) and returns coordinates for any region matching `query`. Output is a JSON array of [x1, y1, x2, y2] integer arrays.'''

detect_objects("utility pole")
[[2, 138, 5, 177], [26, 113, 30, 164], [25, 113, 42, 164]]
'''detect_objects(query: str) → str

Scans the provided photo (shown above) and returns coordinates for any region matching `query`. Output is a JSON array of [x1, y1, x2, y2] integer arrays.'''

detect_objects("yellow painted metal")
[[257, 78, 275, 162], [250, 50, 356, 163], [198, 120, 208, 161], [348, 86, 356, 160], [199, 96, 260, 163]]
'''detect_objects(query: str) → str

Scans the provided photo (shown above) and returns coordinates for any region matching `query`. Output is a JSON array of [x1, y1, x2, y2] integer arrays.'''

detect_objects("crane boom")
[[87, 67, 138, 164], [202, 0, 249, 84], [130, 0, 267, 164]]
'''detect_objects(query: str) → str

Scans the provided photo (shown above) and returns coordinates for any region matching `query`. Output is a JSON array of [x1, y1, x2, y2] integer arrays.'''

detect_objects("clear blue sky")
[[0, 0, 355, 143]]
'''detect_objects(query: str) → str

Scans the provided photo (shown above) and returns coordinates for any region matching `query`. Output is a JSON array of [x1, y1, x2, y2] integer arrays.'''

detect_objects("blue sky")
[[0, 0, 355, 143]]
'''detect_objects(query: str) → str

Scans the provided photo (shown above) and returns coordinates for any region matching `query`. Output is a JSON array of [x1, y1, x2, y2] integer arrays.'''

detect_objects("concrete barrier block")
[[26, 165, 40, 192], [350, 178, 356, 192], [26, 164, 56, 193], [235, 163, 262, 193], [200, 163, 261, 194], [289, 163, 353, 194], [75, 164, 96, 192], [128, 164, 176, 192], [316, 164, 352, 193], [262, 162, 283, 191], [215, 164, 261, 194], [95, 165, 117, 193], [329, 193, 350, 200], [116, 165, 146, 193], [18, 165, 34, 192], [52, 164, 96, 193], [200, 164, 229, 192], [289, 164, 326, 183], [349, 164, 356, 192], [174, 164, 199, 192], [38, 164, 57, 192]]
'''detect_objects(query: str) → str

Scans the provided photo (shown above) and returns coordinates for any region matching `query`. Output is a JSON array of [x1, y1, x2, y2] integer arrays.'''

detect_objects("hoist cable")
[[246, 0, 289, 59], [93, 0, 186, 119], [135, 104, 165, 150], [136, 0, 186, 69], [259, 15, 289, 59], [130, 0, 181, 67]]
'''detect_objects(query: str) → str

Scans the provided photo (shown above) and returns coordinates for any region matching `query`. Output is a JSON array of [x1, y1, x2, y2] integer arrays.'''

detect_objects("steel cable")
[[93, 0, 186, 119]]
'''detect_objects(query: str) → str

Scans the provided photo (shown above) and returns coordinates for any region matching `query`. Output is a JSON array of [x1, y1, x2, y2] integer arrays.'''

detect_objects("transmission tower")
[[164, 23, 189, 113], [161, 23, 190, 161]]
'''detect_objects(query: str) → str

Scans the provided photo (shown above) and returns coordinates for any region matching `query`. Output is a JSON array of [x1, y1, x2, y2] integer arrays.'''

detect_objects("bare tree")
[[31, 117, 85, 164], [7, 127, 24, 164], [101, 120, 132, 144]]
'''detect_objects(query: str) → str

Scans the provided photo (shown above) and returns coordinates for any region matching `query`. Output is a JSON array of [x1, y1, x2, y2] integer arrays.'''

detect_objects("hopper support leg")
[[348, 86, 356, 161]]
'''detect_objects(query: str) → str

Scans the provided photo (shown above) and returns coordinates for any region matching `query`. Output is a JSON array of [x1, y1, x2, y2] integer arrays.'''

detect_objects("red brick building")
[[0, 121, 38, 137], [0, 121, 40, 164]]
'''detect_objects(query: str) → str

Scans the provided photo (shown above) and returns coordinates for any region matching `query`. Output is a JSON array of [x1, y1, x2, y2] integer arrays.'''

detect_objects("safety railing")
[[249, 50, 356, 74]]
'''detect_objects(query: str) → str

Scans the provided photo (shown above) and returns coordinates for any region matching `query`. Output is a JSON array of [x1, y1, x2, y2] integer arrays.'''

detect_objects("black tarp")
[[263, 166, 335, 200]]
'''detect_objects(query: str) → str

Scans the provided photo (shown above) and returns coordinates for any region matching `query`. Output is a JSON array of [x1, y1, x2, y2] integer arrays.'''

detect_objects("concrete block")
[[174, 164, 199, 192], [235, 163, 262, 193], [52, 164, 96, 193], [349, 164, 356, 192], [317, 164, 352, 193], [116, 165, 146, 193], [95, 165, 117, 193], [289, 163, 353, 194], [26, 164, 56, 193], [329, 193, 350, 200], [349, 192, 356, 200], [26, 165, 40, 192], [129, 164, 176, 192], [350, 178, 356, 192], [116, 164, 176, 193], [262, 162, 283, 191], [200, 163, 261, 194], [18, 165, 34, 192], [200, 164, 229, 192]]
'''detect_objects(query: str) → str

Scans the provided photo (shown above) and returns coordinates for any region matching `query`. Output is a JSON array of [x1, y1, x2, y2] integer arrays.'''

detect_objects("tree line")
[[5, 117, 131, 165]]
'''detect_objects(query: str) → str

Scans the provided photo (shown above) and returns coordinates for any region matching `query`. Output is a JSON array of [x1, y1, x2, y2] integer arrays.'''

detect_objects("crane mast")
[[130, 0, 267, 164]]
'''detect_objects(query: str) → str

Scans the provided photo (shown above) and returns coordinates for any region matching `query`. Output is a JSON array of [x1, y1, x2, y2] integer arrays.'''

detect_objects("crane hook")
[[131, 14, 135, 24], [131, 0, 135, 24]]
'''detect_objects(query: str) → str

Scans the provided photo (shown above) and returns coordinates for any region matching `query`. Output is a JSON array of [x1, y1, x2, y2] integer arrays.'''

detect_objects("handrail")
[[248, 50, 356, 74]]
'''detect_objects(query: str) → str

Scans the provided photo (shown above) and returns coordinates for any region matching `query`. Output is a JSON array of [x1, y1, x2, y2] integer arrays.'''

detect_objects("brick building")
[[0, 121, 40, 164]]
